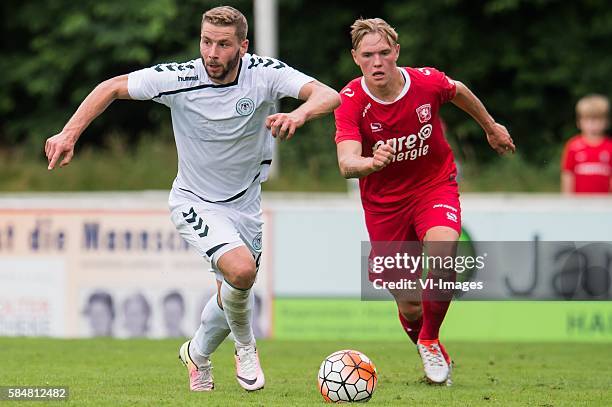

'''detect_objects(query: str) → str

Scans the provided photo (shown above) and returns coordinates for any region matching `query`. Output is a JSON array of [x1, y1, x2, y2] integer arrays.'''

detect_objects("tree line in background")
[[1, 0, 611, 190]]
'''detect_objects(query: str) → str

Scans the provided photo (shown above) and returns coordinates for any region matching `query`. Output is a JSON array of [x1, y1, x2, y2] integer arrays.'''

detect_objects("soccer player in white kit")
[[44, 6, 340, 392]]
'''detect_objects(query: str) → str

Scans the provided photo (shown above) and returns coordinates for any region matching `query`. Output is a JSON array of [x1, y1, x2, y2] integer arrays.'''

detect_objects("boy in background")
[[561, 94, 612, 194]]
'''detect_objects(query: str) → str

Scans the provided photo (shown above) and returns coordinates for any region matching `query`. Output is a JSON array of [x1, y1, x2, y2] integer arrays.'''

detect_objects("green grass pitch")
[[0, 338, 610, 406]]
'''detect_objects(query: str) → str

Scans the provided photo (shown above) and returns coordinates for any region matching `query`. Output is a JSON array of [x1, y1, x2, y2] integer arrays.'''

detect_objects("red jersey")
[[335, 67, 457, 212], [561, 135, 612, 193]]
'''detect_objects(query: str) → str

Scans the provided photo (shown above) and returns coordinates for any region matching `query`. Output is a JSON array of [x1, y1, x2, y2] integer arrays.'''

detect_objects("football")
[[317, 349, 377, 403]]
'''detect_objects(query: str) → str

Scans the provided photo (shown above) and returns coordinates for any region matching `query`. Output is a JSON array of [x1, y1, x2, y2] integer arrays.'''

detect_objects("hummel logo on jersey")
[[416, 104, 432, 124], [178, 75, 199, 82], [247, 56, 285, 69], [154, 63, 195, 72], [341, 88, 354, 97], [370, 123, 383, 132]]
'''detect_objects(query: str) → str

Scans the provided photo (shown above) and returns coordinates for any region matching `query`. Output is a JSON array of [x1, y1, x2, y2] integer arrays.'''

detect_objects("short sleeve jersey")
[[561, 135, 612, 193], [128, 54, 314, 202], [334, 67, 457, 212]]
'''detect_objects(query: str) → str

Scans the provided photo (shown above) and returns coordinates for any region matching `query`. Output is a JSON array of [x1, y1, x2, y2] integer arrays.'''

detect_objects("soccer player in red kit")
[[334, 18, 515, 385], [561, 94, 612, 194]]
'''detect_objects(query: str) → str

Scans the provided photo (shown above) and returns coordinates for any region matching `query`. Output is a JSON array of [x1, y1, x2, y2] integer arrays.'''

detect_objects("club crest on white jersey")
[[236, 98, 255, 116]]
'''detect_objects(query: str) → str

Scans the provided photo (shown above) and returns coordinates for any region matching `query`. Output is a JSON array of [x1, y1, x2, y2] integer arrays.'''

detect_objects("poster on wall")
[[0, 259, 66, 336], [0, 205, 272, 339]]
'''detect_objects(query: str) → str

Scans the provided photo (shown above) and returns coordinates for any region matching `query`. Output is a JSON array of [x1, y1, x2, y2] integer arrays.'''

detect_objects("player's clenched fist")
[[486, 122, 515, 155], [45, 132, 76, 170], [265, 112, 306, 141], [370, 143, 395, 172]]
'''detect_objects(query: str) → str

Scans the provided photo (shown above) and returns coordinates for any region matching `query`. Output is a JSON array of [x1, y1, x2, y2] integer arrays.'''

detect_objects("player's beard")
[[205, 50, 241, 82]]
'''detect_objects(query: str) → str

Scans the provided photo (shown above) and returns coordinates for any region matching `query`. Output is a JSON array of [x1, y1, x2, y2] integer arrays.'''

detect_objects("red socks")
[[419, 300, 452, 341], [398, 310, 422, 344], [399, 309, 452, 365], [397, 301, 452, 345]]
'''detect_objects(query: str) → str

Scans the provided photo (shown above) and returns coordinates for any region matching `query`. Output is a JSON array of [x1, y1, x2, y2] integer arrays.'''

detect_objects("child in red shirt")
[[561, 94, 612, 194]]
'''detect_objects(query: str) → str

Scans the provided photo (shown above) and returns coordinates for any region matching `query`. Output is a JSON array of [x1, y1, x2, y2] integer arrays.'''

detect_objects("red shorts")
[[365, 181, 461, 284], [364, 181, 461, 242]]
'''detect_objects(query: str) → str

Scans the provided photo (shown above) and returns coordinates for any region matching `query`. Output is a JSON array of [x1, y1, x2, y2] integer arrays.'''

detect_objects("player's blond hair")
[[202, 6, 248, 42], [576, 94, 609, 119], [350, 18, 399, 50]]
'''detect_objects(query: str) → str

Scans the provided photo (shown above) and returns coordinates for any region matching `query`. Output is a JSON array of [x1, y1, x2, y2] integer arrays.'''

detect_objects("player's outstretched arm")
[[266, 81, 340, 140], [337, 140, 395, 179], [45, 75, 131, 170], [451, 81, 516, 155]]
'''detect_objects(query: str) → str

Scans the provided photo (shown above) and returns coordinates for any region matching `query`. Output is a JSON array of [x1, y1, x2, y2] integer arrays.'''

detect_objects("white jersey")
[[127, 53, 314, 203]]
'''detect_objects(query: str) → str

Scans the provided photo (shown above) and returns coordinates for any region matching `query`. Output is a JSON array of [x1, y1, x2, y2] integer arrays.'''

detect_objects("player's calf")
[[394, 292, 423, 344]]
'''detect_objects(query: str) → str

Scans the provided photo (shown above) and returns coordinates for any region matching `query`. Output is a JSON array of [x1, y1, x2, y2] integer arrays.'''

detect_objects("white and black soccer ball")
[[317, 349, 377, 403]]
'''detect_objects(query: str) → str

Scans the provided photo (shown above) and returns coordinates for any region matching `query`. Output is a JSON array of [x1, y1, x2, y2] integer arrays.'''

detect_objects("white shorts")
[[169, 183, 263, 281]]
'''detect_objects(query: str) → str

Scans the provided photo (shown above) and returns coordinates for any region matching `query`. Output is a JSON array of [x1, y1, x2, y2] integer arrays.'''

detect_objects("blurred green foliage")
[[1, 0, 610, 190], [0, 138, 560, 192]]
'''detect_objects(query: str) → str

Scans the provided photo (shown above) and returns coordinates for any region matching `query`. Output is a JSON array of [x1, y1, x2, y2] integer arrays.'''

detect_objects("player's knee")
[[423, 226, 460, 244], [424, 236, 458, 277], [425, 243, 456, 260], [225, 260, 257, 289], [218, 247, 257, 289]]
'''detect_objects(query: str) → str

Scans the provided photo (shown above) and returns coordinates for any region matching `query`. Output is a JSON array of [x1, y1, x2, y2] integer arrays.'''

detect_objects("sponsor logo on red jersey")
[[372, 124, 433, 163]]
